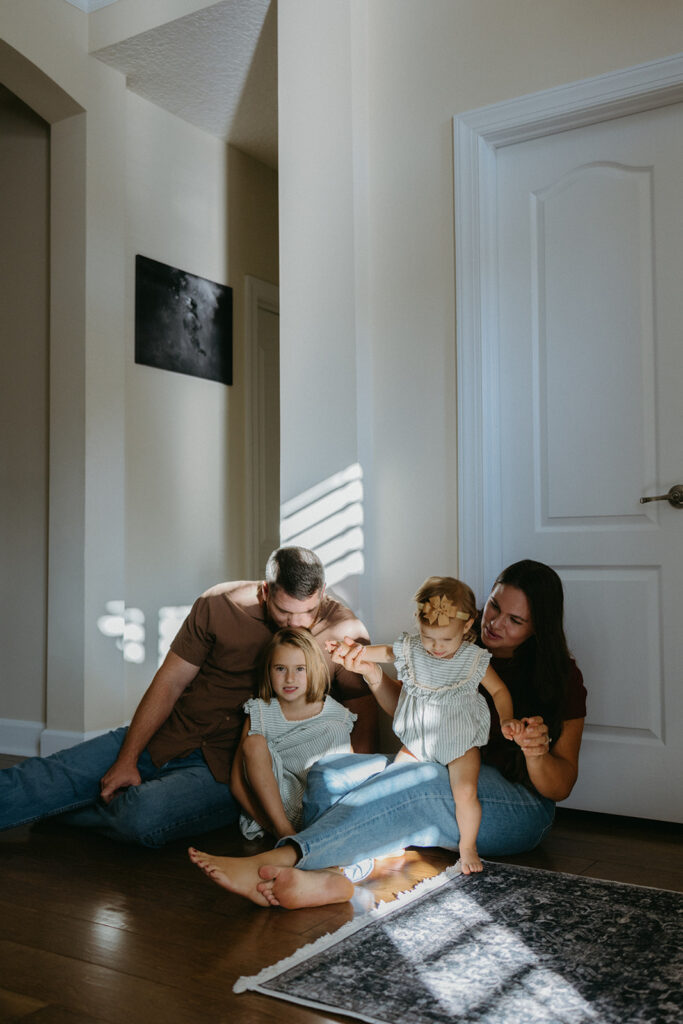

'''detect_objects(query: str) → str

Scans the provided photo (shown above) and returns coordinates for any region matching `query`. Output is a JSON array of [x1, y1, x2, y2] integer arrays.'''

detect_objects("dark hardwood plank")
[[0, 985, 48, 1021], [8, 1005, 108, 1024]]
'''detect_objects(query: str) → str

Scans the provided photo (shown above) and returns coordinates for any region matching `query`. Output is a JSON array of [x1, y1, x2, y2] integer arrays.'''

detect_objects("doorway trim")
[[453, 52, 683, 602], [244, 275, 280, 577]]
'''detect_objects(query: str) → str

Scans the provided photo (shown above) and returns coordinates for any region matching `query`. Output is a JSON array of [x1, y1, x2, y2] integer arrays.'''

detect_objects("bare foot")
[[458, 847, 483, 874], [256, 865, 354, 909], [188, 846, 294, 906]]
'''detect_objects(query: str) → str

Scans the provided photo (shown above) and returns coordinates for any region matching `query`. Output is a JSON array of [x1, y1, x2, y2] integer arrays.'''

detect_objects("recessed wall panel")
[[560, 566, 663, 741], [532, 164, 656, 525]]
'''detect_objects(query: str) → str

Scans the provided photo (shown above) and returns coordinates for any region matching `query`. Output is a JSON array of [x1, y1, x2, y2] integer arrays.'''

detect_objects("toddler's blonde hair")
[[413, 576, 477, 641]]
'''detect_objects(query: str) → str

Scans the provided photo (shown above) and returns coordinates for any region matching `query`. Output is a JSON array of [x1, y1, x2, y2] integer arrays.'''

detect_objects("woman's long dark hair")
[[488, 560, 572, 783], [495, 559, 571, 702]]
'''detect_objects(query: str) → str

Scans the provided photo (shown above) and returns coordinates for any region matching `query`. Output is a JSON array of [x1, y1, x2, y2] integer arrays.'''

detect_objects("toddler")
[[330, 577, 521, 873]]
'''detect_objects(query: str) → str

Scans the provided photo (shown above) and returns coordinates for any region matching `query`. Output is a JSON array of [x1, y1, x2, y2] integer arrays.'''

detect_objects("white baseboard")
[[0, 719, 113, 758], [0, 719, 43, 757]]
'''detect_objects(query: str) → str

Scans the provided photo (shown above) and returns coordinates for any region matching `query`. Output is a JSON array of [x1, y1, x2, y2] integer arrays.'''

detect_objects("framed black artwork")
[[135, 255, 233, 385]]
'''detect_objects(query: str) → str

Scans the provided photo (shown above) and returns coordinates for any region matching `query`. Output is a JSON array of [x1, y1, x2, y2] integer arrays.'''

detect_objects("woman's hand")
[[326, 638, 383, 686], [515, 715, 551, 759], [515, 716, 584, 802]]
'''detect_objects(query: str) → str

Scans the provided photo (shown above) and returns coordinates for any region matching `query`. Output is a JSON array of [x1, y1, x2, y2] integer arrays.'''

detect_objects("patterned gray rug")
[[235, 862, 683, 1024]]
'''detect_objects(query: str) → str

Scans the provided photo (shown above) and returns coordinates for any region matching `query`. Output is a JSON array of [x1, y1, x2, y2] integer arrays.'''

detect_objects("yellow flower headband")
[[417, 595, 470, 627]]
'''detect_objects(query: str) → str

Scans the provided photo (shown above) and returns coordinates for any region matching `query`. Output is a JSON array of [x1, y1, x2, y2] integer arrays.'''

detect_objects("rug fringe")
[[385, 861, 462, 907], [233, 862, 462, 993]]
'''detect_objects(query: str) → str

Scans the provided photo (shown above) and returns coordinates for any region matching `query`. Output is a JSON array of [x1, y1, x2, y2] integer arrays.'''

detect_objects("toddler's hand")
[[328, 636, 381, 683], [500, 718, 524, 741]]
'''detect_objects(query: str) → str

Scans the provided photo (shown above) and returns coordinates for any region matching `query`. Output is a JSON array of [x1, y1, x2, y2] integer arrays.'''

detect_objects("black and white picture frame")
[[135, 255, 233, 386]]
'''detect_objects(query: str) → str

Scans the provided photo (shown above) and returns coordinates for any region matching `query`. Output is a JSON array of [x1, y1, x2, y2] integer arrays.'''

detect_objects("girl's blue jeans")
[[284, 753, 555, 869], [0, 727, 239, 847]]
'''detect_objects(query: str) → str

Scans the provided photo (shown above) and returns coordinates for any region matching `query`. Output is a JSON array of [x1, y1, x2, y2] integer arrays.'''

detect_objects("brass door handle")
[[640, 485, 683, 508]]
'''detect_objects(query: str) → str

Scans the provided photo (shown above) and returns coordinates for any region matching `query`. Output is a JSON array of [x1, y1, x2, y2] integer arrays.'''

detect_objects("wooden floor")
[[1, 753, 681, 1024]]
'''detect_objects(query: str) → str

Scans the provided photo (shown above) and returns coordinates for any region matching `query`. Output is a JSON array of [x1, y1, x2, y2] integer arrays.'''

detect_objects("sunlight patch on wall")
[[97, 601, 146, 664], [280, 463, 365, 587], [158, 605, 191, 668], [98, 603, 193, 668]]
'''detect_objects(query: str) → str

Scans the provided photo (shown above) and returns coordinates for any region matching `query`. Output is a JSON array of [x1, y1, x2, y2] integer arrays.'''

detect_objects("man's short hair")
[[264, 546, 325, 600]]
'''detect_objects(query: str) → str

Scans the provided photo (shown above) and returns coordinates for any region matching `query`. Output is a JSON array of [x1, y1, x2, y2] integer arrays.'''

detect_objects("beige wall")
[[0, 87, 49, 730], [0, 4, 127, 749], [6, 0, 680, 748], [123, 99, 279, 718], [0, 1, 278, 747], [279, 0, 683, 639], [278, 0, 364, 618], [227, 143, 279, 574], [279, 0, 359, 509], [123, 93, 234, 716]]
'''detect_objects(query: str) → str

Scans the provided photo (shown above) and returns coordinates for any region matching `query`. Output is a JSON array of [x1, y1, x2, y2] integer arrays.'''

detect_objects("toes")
[[195, 860, 220, 879], [459, 859, 483, 875], [258, 864, 280, 881]]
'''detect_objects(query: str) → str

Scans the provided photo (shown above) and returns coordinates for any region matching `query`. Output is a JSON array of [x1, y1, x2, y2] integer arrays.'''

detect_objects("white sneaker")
[[341, 858, 375, 882]]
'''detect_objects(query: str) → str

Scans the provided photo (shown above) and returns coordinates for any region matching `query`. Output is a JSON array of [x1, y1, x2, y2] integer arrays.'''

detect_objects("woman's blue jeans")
[[0, 727, 239, 847], [285, 753, 555, 869]]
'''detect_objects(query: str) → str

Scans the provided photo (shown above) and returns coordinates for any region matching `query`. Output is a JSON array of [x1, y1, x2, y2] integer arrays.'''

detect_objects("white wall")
[[0, 88, 49, 730], [0, 2, 128, 750], [278, 0, 367, 620], [0, 0, 278, 749], [123, 93, 233, 716], [123, 106, 278, 719], [278, 0, 683, 641], [278, 0, 358, 504]]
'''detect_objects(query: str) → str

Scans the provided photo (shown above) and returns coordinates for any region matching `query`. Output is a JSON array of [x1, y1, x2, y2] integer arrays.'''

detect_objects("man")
[[0, 547, 374, 846]]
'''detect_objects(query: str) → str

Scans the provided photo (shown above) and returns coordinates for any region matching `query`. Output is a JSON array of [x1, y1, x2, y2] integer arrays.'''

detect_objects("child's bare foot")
[[458, 847, 483, 874], [188, 847, 278, 906], [256, 865, 354, 909]]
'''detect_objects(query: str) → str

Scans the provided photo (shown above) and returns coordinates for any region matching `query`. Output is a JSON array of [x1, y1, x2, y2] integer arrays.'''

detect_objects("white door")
[[455, 60, 683, 822]]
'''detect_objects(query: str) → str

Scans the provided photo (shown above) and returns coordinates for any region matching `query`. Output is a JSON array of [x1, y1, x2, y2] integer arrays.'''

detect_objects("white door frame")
[[244, 275, 279, 577], [453, 52, 683, 603]]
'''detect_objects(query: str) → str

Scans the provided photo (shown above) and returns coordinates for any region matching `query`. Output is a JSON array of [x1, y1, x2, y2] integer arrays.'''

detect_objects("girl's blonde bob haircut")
[[413, 576, 477, 641], [259, 627, 330, 703]]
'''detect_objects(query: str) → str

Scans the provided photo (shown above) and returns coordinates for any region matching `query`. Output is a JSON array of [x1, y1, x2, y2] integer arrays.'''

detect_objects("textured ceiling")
[[94, 0, 277, 168]]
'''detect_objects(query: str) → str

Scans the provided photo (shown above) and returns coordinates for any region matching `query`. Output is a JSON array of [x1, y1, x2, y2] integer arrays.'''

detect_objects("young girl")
[[329, 576, 522, 874], [231, 627, 356, 841]]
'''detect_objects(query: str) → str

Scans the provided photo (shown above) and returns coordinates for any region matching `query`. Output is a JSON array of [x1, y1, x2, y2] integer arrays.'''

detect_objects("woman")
[[188, 560, 586, 908]]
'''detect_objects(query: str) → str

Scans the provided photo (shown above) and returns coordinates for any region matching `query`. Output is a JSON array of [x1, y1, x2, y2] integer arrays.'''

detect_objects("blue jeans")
[[0, 727, 239, 847], [287, 753, 555, 869]]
